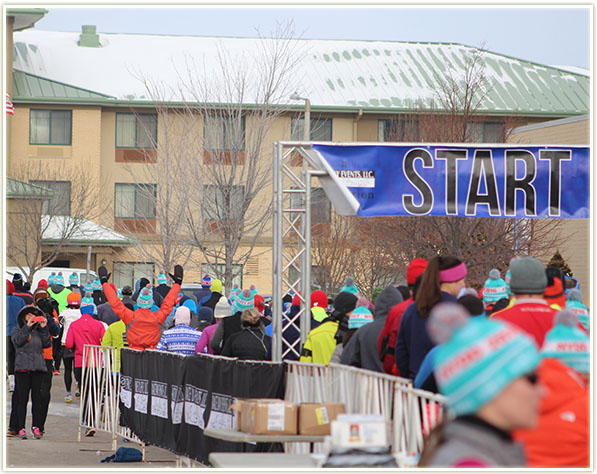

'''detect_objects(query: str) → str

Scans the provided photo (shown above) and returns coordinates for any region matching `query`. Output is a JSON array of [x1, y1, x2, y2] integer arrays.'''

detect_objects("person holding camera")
[[11, 305, 52, 439]]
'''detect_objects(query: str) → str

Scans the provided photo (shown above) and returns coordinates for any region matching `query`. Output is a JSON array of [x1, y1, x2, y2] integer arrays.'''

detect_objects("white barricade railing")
[[80, 345, 145, 457], [393, 384, 448, 456]]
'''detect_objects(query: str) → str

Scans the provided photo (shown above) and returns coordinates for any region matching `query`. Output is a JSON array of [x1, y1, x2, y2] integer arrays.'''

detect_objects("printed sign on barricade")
[[313, 144, 589, 219], [119, 349, 286, 465]]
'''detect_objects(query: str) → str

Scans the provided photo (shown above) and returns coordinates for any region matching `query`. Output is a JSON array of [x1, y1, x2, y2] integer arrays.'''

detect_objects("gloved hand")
[[168, 265, 183, 285], [98, 266, 111, 284]]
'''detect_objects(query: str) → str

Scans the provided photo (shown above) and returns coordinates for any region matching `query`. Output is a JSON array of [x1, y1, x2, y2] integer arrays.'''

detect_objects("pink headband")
[[439, 263, 467, 283]]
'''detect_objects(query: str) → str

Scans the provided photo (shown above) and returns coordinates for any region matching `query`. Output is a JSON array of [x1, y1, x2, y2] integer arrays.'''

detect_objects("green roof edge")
[[13, 69, 116, 99], [6, 8, 49, 15]]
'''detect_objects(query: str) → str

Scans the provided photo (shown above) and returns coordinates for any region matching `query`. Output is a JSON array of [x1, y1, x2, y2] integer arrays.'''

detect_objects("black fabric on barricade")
[[119, 349, 286, 465]]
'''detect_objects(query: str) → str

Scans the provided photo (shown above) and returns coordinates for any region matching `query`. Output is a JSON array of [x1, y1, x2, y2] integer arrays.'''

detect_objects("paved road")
[[5, 370, 191, 469]]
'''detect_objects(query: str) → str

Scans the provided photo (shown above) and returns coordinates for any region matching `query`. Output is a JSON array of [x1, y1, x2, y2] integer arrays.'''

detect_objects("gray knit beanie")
[[509, 257, 547, 294]]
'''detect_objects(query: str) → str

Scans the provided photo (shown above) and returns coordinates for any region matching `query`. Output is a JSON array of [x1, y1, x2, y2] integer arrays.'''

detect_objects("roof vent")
[[78, 25, 100, 48]]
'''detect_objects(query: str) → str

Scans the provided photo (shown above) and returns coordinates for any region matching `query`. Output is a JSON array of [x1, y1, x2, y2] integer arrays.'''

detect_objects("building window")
[[113, 261, 155, 289], [116, 113, 157, 149], [204, 115, 245, 151], [202, 184, 245, 222], [201, 263, 243, 290], [466, 121, 504, 143], [291, 117, 332, 141], [289, 187, 331, 224], [29, 110, 72, 145], [114, 183, 156, 219], [378, 118, 419, 142], [30, 180, 71, 215]]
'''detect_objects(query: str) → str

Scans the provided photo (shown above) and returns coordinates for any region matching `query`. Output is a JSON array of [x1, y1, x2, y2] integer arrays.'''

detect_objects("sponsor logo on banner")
[[134, 378, 149, 414], [336, 169, 376, 188], [185, 384, 208, 429], [151, 381, 169, 419], [171, 385, 184, 424], [206, 392, 235, 430], [121, 375, 132, 409]]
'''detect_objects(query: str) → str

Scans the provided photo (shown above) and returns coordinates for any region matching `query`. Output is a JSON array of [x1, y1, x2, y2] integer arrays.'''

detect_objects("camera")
[[32, 316, 46, 324]]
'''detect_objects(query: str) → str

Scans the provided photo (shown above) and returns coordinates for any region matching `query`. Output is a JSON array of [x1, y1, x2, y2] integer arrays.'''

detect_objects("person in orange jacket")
[[513, 310, 589, 467], [98, 265, 183, 351]]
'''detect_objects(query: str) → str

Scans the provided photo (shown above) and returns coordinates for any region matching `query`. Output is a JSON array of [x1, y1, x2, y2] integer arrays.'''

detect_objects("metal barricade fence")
[[80, 345, 145, 456]]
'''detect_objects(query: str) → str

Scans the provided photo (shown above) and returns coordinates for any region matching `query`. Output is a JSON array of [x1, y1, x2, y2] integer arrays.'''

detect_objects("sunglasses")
[[523, 372, 539, 385]]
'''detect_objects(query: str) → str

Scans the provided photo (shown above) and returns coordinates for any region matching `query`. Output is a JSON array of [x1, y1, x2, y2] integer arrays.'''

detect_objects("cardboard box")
[[229, 398, 252, 432], [299, 403, 346, 435], [331, 414, 388, 448], [233, 398, 298, 435]]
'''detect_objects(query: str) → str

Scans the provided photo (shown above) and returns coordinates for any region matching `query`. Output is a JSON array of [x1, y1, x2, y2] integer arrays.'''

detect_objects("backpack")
[[101, 447, 143, 463]]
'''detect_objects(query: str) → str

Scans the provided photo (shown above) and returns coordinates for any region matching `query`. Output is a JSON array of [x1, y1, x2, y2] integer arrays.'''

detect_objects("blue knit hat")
[[201, 274, 212, 288], [340, 276, 359, 295], [137, 285, 154, 309], [84, 281, 94, 293], [348, 306, 374, 329], [566, 289, 589, 333], [428, 302, 540, 415], [542, 310, 589, 374], [483, 269, 508, 305], [157, 272, 167, 285], [234, 289, 255, 313], [55, 272, 65, 286], [69, 272, 79, 286], [249, 284, 258, 297], [48, 272, 57, 285], [93, 279, 102, 291]]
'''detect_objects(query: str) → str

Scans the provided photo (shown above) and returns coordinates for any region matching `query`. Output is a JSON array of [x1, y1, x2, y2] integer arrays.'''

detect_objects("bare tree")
[[7, 161, 110, 282], [175, 23, 305, 292]]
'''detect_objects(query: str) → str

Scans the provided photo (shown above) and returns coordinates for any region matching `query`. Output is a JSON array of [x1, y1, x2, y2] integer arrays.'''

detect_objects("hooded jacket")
[[340, 286, 403, 372], [221, 323, 271, 361], [513, 358, 589, 467], [103, 281, 180, 350], [61, 308, 82, 345], [96, 302, 121, 326], [101, 319, 127, 373], [378, 297, 414, 375], [48, 284, 72, 313], [7, 293, 26, 334], [12, 306, 52, 372], [65, 311, 106, 368]]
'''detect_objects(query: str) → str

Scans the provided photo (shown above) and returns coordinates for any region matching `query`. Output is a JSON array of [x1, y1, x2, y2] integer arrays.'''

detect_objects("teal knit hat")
[[249, 284, 258, 297], [137, 285, 154, 309], [48, 272, 56, 285], [69, 272, 79, 286], [84, 281, 94, 293], [234, 289, 255, 313], [566, 289, 589, 333], [92, 279, 102, 291], [340, 276, 359, 295], [81, 292, 96, 314], [157, 272, 167, 285], [542, 310, 589, 374], [348, 306, 374, 329], [483, 269, 508, 304], [428, 302, 540, 416], [54, 272, 65, 286]]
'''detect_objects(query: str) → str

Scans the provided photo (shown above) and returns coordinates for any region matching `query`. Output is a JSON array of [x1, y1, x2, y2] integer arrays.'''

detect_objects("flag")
[[6, 93, 14, 115]]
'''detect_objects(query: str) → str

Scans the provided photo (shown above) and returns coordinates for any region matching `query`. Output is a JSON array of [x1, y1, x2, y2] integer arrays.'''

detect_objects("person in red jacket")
[[491, 257, 557, 348], [378, 258, 427, 375], [98, 265, 183, 351], [513, 310, 589, 467]]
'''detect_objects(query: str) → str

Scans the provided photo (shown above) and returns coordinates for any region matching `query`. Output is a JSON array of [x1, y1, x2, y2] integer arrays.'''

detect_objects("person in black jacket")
[[221, 308, 271, 360], [11, 305, 52, 439]]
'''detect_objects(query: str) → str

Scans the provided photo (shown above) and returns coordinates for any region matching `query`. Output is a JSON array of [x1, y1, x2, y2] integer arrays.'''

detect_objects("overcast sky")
[[26, 5, 592, 70]]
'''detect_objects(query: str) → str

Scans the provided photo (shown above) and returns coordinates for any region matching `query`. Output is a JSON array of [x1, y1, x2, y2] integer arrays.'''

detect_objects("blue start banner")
[[313, 144, 590, 219]]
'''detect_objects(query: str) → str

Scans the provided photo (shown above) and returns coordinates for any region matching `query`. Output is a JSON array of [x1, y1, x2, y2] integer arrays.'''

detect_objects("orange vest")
[[43, 309, 60, 361]]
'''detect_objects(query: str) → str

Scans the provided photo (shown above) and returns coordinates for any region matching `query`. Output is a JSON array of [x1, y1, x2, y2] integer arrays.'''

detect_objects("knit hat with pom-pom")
[[80, 292, 96, 314], [47, 272, 57, 285], [234, 289, 255, 313], [249, 284, 258, 297], [482, 269, 508, 305], [348, 306, 374, 329], [69, 272, 79, 286], [340, 276, 359, 295], [84, 281, 94, 293], [428, 302, 540, 415], [137, 285, 154, 309], [566, 289, 589, 332], [92, 279, 102, 291], [157, 272, 168, 285], [201, 274, 212, 288], [541, 310, 589, 374]]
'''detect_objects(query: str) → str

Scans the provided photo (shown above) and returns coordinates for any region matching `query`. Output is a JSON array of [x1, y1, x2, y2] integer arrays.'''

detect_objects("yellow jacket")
[[101, 319, 127, 373], [299, 320, 338, 365]]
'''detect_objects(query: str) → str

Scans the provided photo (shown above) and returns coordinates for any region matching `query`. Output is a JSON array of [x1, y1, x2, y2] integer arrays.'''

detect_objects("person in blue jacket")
[[395, 256, 467, 379], [6, 279, 26, 396]]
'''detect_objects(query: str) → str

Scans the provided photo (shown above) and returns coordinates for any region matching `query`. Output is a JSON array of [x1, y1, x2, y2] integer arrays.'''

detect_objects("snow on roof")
[[41, 215, 135, 246], [13, 29, 589, 115]]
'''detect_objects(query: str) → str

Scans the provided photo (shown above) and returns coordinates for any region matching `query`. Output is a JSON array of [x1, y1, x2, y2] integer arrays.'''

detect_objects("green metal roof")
[[6, 177, 54, 199], [12, 69, 115, 100]]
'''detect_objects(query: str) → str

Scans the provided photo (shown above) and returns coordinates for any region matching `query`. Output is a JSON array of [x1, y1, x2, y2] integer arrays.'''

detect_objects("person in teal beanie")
[[419, 302, 543, 468], [566, 289, 589, 333], [483, 269, 508, 306], [340, 276, 359, 295]]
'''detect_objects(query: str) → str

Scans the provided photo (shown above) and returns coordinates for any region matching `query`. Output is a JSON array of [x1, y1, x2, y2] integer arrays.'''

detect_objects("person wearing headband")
[[395, 255, 467, 379]]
